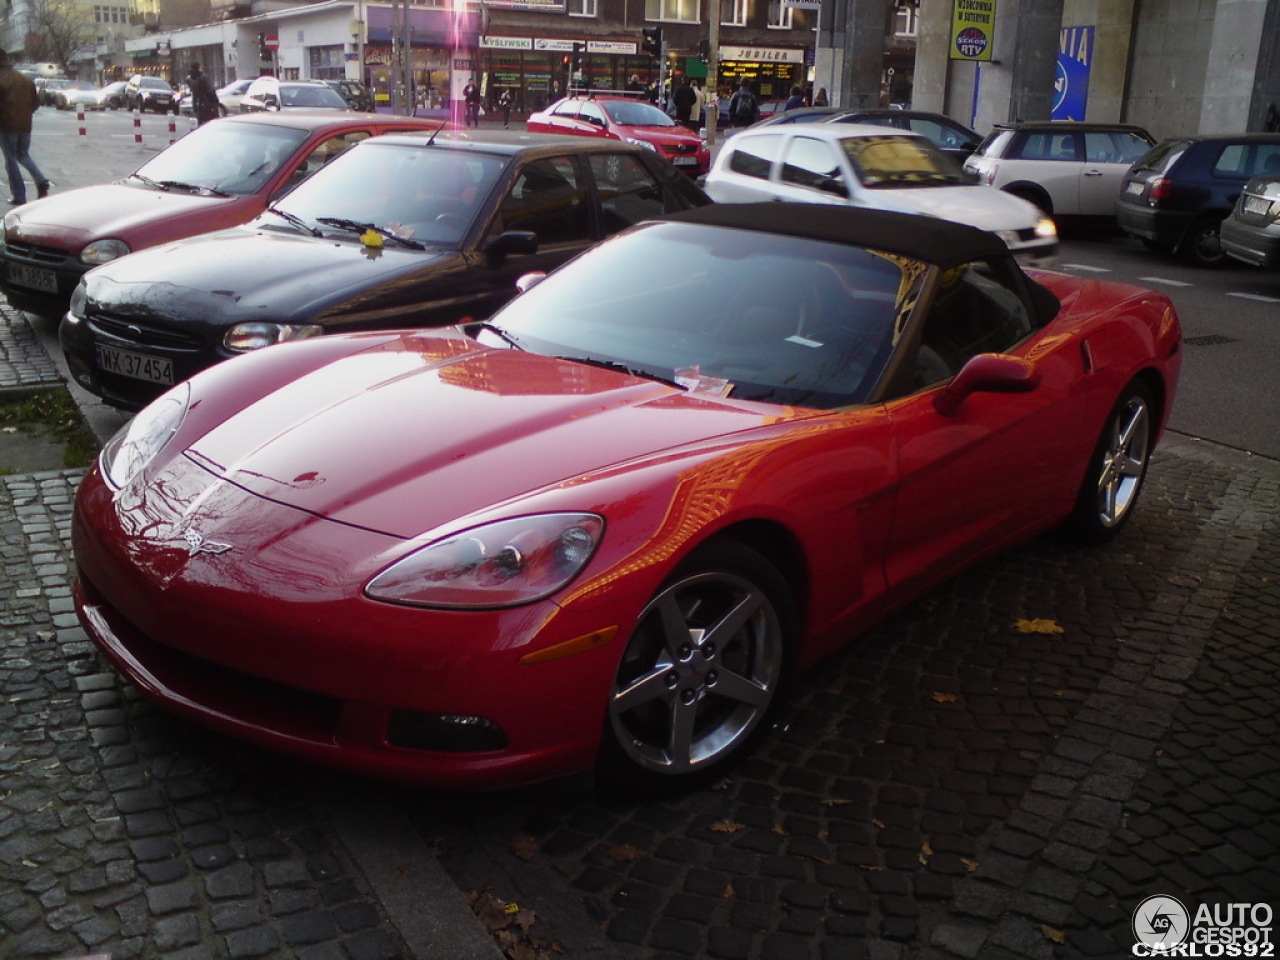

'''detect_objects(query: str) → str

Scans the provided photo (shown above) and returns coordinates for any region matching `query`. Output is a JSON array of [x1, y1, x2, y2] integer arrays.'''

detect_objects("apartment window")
[[766, 0, 793, 28], [894, 5, 918, 37], [645, 0, 699, 23], [721, 0, 746, 26], [568, 0, 598, 15]]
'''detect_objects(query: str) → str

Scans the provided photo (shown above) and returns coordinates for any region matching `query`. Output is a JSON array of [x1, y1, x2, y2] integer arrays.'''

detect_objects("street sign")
[[263, 34, 280, 51]]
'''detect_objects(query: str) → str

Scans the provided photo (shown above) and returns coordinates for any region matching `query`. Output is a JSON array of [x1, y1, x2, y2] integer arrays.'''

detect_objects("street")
[[0, 108, 1276, 960]]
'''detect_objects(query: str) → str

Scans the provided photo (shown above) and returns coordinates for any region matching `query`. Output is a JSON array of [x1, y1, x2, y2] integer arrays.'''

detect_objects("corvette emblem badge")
[[183, 530, 232, 556]]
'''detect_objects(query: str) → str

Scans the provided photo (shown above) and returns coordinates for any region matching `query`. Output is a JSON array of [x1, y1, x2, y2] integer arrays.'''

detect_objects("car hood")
[[183, 333, 806, 539], [85, 228, 454, 327], [620, 125, 704, 147], [868, 184, 1040, 231], [9, 183, 254, 250]]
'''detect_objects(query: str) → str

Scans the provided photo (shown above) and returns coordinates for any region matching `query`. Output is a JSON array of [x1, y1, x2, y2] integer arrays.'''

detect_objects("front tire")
[[597, 541, 793, 794], [1066, 381, 1154, 543]]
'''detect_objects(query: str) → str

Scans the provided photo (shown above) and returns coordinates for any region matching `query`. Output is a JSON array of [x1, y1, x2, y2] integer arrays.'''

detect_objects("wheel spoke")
[[612, 667, 675, 714], [653, 591, 694, 658], [710, 664, 772, 707], [665, 696, 699, 770], [700, 591, 763, 649]]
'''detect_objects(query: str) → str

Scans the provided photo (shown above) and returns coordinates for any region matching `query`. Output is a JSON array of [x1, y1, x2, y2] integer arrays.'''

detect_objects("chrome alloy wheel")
[[608, 567, 785, 778], [1095, 391, 1151, 529]]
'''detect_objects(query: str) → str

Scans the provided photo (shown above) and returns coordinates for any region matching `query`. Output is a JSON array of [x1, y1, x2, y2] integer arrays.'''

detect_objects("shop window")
[[645, 0, 700, 24], [766, 0, 793, 28], [568, 0, 598, 15]]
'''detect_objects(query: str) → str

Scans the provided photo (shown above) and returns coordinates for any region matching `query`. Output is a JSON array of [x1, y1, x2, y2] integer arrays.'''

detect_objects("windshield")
[[273, 141, 506, 246], [133, 121, 310, 196], [603, 100, 678, 128], [141, 78, 171, 90], [839, 135, 966, 187], [489, 221, 910, 409]]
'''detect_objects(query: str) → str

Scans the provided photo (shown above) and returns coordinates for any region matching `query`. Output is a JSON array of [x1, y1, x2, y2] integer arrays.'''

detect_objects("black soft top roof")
[[661, 202, 1010, 269]]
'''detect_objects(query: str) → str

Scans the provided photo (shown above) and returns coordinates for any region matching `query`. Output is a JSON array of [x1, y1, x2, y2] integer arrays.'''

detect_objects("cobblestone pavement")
[[0, 111, 1277, 958]]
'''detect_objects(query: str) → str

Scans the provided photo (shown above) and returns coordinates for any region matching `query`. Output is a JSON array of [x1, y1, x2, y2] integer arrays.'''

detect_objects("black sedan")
[[61, 132, 710, 410]]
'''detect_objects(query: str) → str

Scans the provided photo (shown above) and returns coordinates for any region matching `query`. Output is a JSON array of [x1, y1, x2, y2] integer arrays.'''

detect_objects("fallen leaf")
[[711, 821, 745, 834], [961, 858, 979, 872], [771, 824, 787, 836], [723, 883, 736, 898], [922, 841, 934, 856], [1014, 618, 1065, 635], [931, 691, 960, 703], [822, 798, 852, 807], [1040, 924, 1068, 944], [871, 818, 886, 829], [605, 844, 645, 862]]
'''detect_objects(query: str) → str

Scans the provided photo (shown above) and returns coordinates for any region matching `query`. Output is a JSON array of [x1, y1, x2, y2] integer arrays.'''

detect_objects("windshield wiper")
[[266, 205, 323, 237], [316, 217, 426, 250], [557, 355, 682, 389], [131, 174, 230, 197], [468, 321, 526, 351]]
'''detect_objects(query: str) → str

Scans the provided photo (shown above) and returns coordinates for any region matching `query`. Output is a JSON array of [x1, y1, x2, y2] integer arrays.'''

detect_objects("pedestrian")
[[728, 80, 759, 128], [498, 87, 513, 128], [0, 51, 50, 206], [187, 62, 219, 126], [625, 74, 646, 95], [673, 75, 697, 131], [462, 79, 481, 128], [813, 87, 829, 107], [691, 80, 705, 131], [784, 85, 806, 111]]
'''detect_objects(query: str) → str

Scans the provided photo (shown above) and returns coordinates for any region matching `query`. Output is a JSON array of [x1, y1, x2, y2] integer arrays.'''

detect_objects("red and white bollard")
[[168, 114, 178, 144], [133, 112, 143, 144], [77, 108, 87, 137]]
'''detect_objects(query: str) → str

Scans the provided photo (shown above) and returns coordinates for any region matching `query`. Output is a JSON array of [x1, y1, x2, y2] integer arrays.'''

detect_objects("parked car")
[[964, 121, 1155, 217], [99, 80, 129, 110], [216, 78, 256, 115], [52, 81, 103, 111], [1, 113, 442, 319], [705, 124, 1057, 260], [324, 79, 375, 112], [240, 77, 350, 112], [37, 78, 70, 107], [1220, 174, 1280, 269], [527, 95, 711, 176], [69, 202, 1182, 791], [1115, 134, 1280, 266], [733, 106, 844, 130], [125, 75, 176, 113], [828, 110, 984, 164], [60, 133, 710, 410]]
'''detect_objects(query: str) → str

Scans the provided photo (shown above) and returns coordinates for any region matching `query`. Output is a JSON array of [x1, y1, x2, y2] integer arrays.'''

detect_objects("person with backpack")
[[728, 80, 759, 128]]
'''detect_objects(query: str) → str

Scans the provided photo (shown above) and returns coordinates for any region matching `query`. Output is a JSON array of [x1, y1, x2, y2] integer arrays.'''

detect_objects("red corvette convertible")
[[71, 204, 1181, 792]]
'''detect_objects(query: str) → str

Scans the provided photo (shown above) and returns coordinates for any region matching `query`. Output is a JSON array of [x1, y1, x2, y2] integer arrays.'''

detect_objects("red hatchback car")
[[0, 112, 442, 318], [71, 204, 1181, 794], [527, 94, 710, 176]]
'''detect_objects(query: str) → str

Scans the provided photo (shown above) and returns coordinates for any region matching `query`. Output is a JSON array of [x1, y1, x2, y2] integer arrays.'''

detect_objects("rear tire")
[[1180, 216, 1227, 267], [596, 541, 794, 795], [1065, 381, 1154, 543]]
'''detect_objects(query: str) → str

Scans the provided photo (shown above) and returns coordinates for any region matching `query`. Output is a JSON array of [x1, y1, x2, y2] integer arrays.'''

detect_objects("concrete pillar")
[[814, 0, 892, 110], [1202, 0, 1280, 133]]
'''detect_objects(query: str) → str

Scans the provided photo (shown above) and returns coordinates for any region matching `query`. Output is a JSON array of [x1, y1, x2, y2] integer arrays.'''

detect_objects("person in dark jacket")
[[0, 51, 51, 205], [672, 76, 698, 131], [728, 81, 759, 127], [784, 86, 807, 111], [187, 63, 219, 125]]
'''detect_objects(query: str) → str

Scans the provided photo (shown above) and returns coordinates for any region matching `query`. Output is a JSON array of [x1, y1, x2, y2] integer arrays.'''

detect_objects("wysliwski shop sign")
[[949, 0, 996, 61]]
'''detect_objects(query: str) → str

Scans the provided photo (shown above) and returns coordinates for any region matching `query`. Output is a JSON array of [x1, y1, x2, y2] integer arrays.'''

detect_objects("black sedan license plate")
[[97, 344, 174, 385]]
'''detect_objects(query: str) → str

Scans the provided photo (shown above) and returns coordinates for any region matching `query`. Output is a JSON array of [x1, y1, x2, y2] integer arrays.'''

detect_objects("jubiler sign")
[[949, 0, 997, 61]]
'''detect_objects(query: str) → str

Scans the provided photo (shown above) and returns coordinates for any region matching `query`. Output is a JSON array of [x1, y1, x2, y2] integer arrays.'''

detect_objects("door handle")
[[1083, 170, 1104, 177]]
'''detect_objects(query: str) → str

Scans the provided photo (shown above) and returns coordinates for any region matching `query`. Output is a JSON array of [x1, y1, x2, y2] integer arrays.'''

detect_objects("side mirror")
[[933, 353, 1040, 416], [485, 230, 539, 262], [515, 271, 547, 294]]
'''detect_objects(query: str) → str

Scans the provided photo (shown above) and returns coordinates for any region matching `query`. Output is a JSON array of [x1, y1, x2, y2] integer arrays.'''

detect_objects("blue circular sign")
[[955, 27, 988, 58]]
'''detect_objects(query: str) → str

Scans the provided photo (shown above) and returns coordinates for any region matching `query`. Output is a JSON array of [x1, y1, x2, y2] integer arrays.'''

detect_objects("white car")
[[706, 124, 1058, 260], [216, 78, 256, 116], [962, 121, 1155, 218]]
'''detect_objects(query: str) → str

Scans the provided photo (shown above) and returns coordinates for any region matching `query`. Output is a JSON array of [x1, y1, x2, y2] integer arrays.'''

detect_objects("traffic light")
[[697, 39, 710, 62], [258, 33, 269, 59], [641, 27, 663, 57], [571, 42, 584, 71]]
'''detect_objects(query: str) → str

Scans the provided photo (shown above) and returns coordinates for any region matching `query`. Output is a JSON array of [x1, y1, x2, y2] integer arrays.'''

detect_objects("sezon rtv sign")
[[949, 0, 996, 62]]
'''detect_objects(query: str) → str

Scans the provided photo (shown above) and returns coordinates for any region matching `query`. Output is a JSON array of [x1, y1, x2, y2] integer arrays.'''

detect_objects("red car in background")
[[527, 95, 711, 176], [0, 112, 442, 318]]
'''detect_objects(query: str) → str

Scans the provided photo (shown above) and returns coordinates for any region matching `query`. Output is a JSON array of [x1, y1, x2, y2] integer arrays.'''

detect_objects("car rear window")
[[1131, 139, 1188, 174]]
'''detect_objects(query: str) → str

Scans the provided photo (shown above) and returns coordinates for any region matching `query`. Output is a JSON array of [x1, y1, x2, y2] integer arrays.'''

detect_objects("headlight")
[[80, 238, 131, 265], [68, 280, 87, 317], [223, 322, 324, 353], [624, 137, 659, 152], [366, 513, 604, 609], [100, 382, 190, 489], [1035, 217, 1057, 239]]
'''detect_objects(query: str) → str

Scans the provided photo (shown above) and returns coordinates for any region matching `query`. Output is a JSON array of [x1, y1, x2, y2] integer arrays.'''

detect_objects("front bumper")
[[0, 244, 89, 318]]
